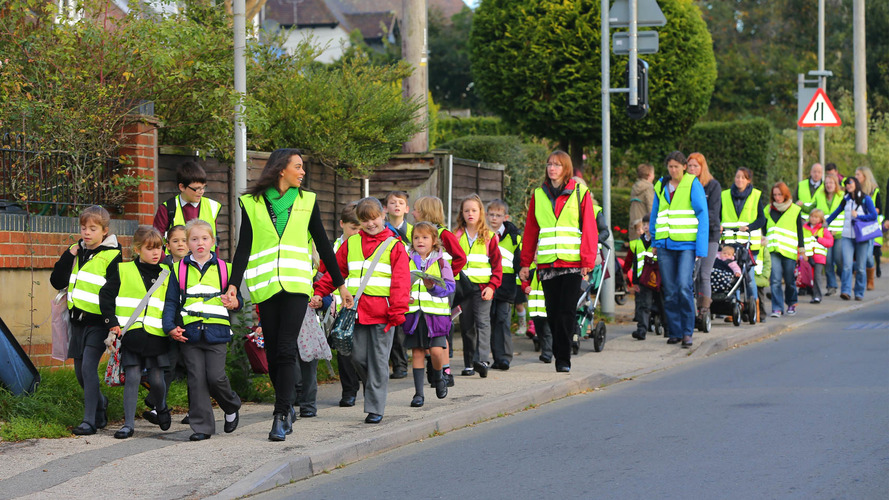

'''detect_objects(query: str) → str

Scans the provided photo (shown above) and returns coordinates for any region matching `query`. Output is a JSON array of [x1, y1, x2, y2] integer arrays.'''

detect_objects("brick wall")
[[0, 117, 157, 363]]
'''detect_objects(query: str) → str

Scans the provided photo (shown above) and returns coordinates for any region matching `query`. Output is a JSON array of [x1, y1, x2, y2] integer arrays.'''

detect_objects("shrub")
[[679, 118, 776, 187], [434, 117, 518, 146]]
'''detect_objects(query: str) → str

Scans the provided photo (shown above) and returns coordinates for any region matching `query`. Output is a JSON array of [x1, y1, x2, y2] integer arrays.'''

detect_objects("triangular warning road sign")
[[798, 88, 842, 128]]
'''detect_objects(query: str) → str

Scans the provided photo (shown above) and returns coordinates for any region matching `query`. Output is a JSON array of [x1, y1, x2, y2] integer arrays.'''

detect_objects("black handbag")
[[452, 271, 475, 305]]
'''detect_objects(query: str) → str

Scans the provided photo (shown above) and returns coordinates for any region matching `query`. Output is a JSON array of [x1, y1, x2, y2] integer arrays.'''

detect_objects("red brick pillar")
[[119, 117, 159, 225]]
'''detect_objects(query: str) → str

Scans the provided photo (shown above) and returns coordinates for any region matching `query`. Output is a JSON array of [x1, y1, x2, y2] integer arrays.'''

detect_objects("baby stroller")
[[572, 242, 610, 354], [707, 238, 758, 327]]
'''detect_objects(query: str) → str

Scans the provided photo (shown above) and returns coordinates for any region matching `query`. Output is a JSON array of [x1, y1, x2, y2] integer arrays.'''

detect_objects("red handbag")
[[244, 330, 268, 374], [639, 257, 661, 291]]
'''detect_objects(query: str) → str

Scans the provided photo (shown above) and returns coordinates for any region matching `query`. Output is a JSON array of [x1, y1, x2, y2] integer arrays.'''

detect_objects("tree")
[[698, 0, 889, 124], [469, 0, 716, 169], [428, 6, 486, 112]]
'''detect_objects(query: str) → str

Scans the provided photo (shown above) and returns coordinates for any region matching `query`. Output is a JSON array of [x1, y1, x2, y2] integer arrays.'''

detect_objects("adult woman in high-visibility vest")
[[721, 167, 767, 315], [686, 153, 721, 321], [226, 148, 352, 441], [815, 172, 844, 295], [855, 167, 882, 290], [826, 176, 878, 301], [648, 151, 709, 348], [519, 150, 598, 373], [766, 182, 805, 317], [794, 162, 825, 222]]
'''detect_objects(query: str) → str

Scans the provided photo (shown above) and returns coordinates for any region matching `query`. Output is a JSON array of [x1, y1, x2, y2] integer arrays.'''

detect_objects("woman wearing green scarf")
[[227, 149, 353, 441]]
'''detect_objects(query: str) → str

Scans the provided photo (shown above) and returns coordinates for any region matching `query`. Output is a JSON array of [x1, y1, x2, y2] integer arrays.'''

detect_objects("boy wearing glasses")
[[153, 160, 222, 243]]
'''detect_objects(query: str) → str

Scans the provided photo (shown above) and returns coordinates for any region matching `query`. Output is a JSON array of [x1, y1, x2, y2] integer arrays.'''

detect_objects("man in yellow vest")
[[795, 163, 824, 222]]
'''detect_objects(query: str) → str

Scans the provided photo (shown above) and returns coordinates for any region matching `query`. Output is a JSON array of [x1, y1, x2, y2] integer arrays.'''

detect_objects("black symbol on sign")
[[814, 102, 824, 122]]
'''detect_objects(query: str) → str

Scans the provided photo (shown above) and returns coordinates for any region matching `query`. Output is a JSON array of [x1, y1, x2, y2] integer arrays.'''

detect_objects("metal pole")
[[853, 0, 867, 154], [798, 73, 805, 183], [817, 0, 825, 166], [600, 0, 615, 318], [233, 0, 247, 235], [447, 154, 453, 228], [628, 0, 638, 106]]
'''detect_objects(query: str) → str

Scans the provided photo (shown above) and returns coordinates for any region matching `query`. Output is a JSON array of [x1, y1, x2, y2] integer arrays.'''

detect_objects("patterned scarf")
[[264, 187, 299, 237]]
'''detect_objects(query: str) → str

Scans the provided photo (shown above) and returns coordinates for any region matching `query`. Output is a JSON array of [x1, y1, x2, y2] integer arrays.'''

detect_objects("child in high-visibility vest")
[[403, 222, 455, 407], [164, 225, 189, 265], [50, 205, 122, 436], [486, 199, 522, 370], [100, 226, 170, 439], [162, 219, 242, 441], [412, 195, 467, 386], [452, 194, 502, 378], [622, 218, 656, 340], [312, 197, 410, 424], [383, 191, 412, 380], [328, 202, 362, 408], [802, 209, 834, 304], [153, 161, 222, 246]]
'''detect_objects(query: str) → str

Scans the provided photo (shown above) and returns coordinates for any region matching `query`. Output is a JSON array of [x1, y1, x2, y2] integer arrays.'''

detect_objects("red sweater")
[[520, 179, 599, 270], [453, 228, 503, 293], [439, 229, 467, 275], [314, 228, 410, 328]]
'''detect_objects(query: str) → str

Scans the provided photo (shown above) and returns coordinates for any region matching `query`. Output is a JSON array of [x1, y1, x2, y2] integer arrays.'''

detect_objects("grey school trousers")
[[181, 341, 241, 435], [351, 324, 394, 416]]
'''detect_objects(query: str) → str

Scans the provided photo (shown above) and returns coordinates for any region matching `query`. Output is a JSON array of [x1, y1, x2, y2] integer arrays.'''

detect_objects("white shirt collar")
[[179, 196, 200, 208]]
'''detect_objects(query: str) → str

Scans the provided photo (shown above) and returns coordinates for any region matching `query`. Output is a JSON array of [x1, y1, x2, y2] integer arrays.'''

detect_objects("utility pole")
[[817, 0, 825, 166], [402, 0, 428, 153], [600, 0, 614, 319], [233, 0, 247, 235], [853, 0, 867, 154]]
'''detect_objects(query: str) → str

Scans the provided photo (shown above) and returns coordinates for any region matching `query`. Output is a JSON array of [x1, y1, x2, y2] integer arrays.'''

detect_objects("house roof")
[[264, 0, 343, 27], [342, 11, 397, 39], [329, 0, 466, 21]]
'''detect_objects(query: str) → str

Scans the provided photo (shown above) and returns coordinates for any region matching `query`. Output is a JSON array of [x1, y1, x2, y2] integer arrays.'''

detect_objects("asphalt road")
[[255, 302, 889, 500]]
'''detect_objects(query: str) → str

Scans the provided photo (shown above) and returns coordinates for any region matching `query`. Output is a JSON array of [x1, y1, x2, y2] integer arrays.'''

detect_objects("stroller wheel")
[[615, 293, 627, 306], [700, 312, 711, 333], [732, 303, 742, 327], [571, 341, 580, 355], [593, 321, 606, 352]]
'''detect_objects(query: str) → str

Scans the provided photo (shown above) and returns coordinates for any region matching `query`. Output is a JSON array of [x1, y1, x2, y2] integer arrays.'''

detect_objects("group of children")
[[54, 160, 550, 437]]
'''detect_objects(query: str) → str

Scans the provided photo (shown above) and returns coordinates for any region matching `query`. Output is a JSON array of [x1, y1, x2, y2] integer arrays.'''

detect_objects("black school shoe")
[[114, 426, 134, 439], [410, 395, 424, 407], [269, 413, 288, 441], [224, 410, 239, 433], [365, 413, 383, 424], [72, 421, 96, 436], [491, 360, 510, 371], [473, 361, 489, 378], [339, 396, 356, 407], [156, 407, 172, 431], [189, 433, 211, 441]]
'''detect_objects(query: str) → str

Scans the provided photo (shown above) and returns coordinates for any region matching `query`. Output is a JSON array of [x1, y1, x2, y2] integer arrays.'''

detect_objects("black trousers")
[[257, 292, 309, 415], [388, 325, 408, 373], [337, 350, 360, 399], [541, 272, 583, 368]]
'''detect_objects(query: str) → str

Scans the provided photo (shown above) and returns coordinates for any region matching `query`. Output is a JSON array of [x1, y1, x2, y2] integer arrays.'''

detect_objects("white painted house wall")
[[283, 26, 351, 63]]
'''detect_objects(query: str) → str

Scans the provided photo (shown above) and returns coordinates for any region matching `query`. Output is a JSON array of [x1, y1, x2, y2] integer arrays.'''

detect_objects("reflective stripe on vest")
[[407, 258, 450, 315], [437, 227, 454, 267], [533, 183, 587, 264], [874, 189, 883, 245], [815, 191, 845, 236], [115, 262, 169, 336], [527, 269, 546, 318], [720, 189, 763, 250], [654, 174, 698, 242], [803, 226, 828, 258], [176, 261, 231, 326], [240, 192, 315, 302], [345, 235, 397, 296], [67, 245, 120, 314], [797, 180, 824, 221], [753, 248, 764, 275], [458, 231, 494, 284], [497, 232, 520, 275], [628, 239, 655, 278], [766, 204, 802, 259]]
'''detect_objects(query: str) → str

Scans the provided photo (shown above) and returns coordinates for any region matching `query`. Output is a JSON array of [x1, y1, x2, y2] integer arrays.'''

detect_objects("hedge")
[[434, 117, 518, 147], [679, 118, 776, 187]]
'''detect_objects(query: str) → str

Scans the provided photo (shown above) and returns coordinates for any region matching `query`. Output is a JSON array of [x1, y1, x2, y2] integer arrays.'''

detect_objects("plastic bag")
[[298, 305, 332, 362], [104, 336, 125, 387], [51, 290, 70, 361]]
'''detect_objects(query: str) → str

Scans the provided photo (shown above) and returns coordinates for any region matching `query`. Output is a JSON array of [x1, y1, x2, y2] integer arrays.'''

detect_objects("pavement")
[[1, 280, 887, 500]]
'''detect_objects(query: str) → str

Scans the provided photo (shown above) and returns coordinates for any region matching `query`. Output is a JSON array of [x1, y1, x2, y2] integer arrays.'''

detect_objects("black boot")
[[433, 369, 448, 399], [269, 413, 288, 441]]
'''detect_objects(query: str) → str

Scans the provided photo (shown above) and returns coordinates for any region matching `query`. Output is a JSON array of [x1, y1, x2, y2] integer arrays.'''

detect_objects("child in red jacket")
[[312, 197, 410, 424], [803, 209, 834, 303]]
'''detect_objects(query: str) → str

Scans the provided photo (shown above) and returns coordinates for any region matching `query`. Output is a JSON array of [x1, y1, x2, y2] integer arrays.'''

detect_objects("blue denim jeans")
[[824, 243, 841, 289], [841, 237, 870, 298], [658, 248, 696, 339], [769, 252, 798, 312]]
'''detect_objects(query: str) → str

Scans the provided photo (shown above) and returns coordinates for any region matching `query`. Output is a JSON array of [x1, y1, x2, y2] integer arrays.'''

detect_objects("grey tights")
[[73, 344, 106, 426], [123, 364, 166, 429]]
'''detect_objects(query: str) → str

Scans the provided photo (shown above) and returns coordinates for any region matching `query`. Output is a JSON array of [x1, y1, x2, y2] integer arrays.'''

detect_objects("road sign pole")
[[601, 0, 615, 318], [798, 73, 804, 183], [818, 0, 825, 166], [629, 0, 638, 106]]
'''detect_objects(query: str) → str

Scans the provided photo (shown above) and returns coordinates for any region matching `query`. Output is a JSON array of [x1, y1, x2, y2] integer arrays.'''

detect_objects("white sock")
[[225, 412, 237, 422], [149, 409, 157, 415]]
